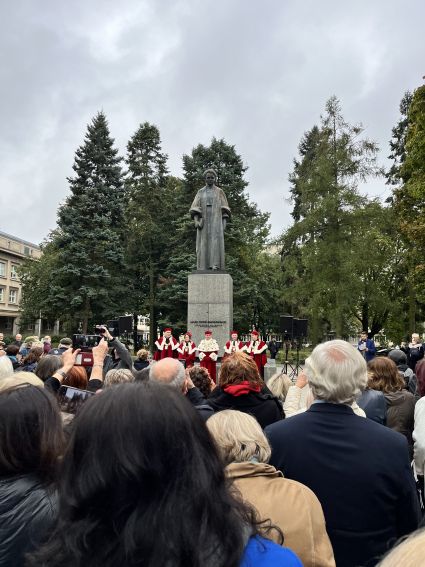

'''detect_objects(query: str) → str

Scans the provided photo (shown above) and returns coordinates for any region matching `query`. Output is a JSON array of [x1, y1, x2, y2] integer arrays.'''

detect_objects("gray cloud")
[[0, 0, 423, 244]]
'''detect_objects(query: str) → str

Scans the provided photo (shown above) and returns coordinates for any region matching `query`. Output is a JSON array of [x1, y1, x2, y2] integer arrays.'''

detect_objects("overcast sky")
[[0, 0, 423, 245]]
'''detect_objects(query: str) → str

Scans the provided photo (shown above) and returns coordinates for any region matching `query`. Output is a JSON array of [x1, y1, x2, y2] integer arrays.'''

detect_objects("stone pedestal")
[[188, 272, 233, 356]]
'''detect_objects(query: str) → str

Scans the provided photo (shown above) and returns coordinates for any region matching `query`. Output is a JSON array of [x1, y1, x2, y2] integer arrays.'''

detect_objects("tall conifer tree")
[[125, 122, 168, 350], [28, 112, 127, 332]]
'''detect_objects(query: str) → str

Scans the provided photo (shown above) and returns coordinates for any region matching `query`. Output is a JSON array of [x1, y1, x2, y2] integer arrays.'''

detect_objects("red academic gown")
[[198, 338, 219, 383], [154, 336, 179, 361], [177, 341, 197, 368], [246, 340, 268, 378], [222, 340, 246, 360]]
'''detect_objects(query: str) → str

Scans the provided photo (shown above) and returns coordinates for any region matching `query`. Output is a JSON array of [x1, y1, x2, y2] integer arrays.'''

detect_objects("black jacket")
[[208, 387, 283, 429], [0, 475, 57, 567], [133, 359, 149, 371], [265, 403, 421, 567]]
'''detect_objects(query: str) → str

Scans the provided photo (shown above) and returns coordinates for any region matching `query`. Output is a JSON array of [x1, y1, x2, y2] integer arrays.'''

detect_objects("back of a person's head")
[[267, 372, 292, 402], [59, 337, 72, 348], [219, 351, 262, 388], [28, 382, 258, 567], [387, 349, 407, 365], [207, 410, 271, 466], [104, 368, 134, 387], [63, 366, 88, 390], [0, 384, 64, 481], [5, 344, 19, 357], [367, 357, 405, 393], [23, 346, 43, 366], [149, 358, 185, 389], [35, 354, 63, 382], [305, 340, 367, 404], [136, 349, 148, 360], [189, 366, 212, 398], [0, 356, 14, 380], [378, 528, 425, 566]]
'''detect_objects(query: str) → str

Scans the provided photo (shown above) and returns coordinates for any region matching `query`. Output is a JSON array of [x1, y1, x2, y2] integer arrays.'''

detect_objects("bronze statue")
[[190, 169, 231, 271]]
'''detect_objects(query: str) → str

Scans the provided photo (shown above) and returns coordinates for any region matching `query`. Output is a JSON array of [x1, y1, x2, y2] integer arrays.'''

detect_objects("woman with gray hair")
[[207, 409, 335, 567], [104, 368, 134, 387]]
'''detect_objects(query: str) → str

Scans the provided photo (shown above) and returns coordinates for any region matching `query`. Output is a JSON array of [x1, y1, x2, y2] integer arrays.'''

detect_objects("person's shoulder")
[[241, 536, 302, 566]]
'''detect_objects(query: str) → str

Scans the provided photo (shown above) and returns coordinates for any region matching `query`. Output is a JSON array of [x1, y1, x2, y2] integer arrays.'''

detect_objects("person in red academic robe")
[[223, 331, 246, 360], [153, 328, 179, 361], [177, 331, 197, 368], [197, 330, 219, 383], [245, 330, 268, 378]]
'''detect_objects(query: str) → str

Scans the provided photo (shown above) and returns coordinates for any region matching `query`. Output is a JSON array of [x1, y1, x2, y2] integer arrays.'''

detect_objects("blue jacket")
[[357, 338, 376, 362], [265, 403, 421, 567], [240, 537, 301, 566]]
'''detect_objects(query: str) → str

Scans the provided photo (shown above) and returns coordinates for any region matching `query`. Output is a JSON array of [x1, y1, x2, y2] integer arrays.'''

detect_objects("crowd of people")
[[0, 327, 425, 566]]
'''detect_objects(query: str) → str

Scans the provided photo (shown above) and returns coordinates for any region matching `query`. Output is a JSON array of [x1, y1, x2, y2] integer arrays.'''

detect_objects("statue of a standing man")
[[189, 169, 231, 271]]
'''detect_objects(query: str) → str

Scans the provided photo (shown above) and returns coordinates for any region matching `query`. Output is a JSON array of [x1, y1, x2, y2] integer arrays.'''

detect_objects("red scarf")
[[223, 381, 261, 397]]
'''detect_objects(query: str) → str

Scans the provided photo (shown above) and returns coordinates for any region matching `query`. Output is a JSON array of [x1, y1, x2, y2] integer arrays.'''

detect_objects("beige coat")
[[227, 461, 335, 567]]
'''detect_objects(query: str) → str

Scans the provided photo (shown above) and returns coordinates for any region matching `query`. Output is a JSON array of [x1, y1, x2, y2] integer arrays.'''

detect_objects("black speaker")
[[107, 320, 119, 337], [118, 316, 133, 334], [293, 318, 308, 338], [280, 315, 293, 337]]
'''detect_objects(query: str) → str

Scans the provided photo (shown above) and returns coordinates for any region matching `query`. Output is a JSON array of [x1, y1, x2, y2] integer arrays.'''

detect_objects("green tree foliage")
[[280, 97, 384, 341], [387, 91, 413, 187], [125, 122, 169, 350], [387, 88, 425, 335], [20, 112, 127, 332], [395, 85, 425, 309]]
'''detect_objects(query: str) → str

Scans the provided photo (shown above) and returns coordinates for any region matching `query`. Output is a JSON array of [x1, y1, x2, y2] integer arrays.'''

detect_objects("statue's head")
[[204, 168, 217, 186]]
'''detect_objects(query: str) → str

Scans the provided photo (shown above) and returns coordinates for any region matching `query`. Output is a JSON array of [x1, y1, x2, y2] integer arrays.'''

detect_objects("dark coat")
[[384, 389, 415, 450], [357, 389, 387, 424], [265, 403, 421, 567], [208, 387, 283, 429], [0, 475, 57, 567], [133, 359, 149, 371]]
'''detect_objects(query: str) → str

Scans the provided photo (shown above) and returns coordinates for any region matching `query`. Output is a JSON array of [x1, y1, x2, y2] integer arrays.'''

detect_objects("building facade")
[[0, 231, 41, 335]]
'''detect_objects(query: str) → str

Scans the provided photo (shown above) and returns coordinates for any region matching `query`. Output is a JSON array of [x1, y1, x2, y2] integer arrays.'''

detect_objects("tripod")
[[283, 339, 303, 381]]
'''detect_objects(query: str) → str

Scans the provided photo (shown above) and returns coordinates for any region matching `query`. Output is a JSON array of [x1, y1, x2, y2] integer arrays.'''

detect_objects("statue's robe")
[[190, 185, 230, 270]]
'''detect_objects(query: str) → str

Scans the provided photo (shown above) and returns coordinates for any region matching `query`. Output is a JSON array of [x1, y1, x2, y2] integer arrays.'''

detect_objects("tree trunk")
[[149, 257, 155, 353], [408, 279, 416, 335], [133, 313, 139, 354], [82, 297, 90, 334], [311, 308, 320, 345]]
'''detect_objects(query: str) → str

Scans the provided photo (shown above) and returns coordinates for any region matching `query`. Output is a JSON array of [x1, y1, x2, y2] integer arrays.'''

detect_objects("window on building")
[[0, 262, 5, 277], [9, 289, 18, 304], [24, 246, 30, 256], [10, 265, 18, 279], [26, 322, 35, 331], [4, 319, 12, 330], [0, 288, 4, 302]]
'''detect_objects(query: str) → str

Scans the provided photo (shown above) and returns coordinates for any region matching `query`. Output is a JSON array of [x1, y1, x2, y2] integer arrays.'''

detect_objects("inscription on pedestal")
[[187, 273, 233, 355]]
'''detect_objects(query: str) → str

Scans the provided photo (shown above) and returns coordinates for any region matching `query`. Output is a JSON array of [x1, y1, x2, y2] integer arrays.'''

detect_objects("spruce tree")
[[125, 122, 169, 350], [42, 112, 126, 332]]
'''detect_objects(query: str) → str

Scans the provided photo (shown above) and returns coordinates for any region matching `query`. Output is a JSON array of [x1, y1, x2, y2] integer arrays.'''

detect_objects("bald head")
[[150, 358, 186, 390]]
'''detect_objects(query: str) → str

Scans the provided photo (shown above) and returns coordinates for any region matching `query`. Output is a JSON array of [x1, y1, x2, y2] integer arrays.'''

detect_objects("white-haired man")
[[265, 340, 421, 567], [150, 358, 213, 421]]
